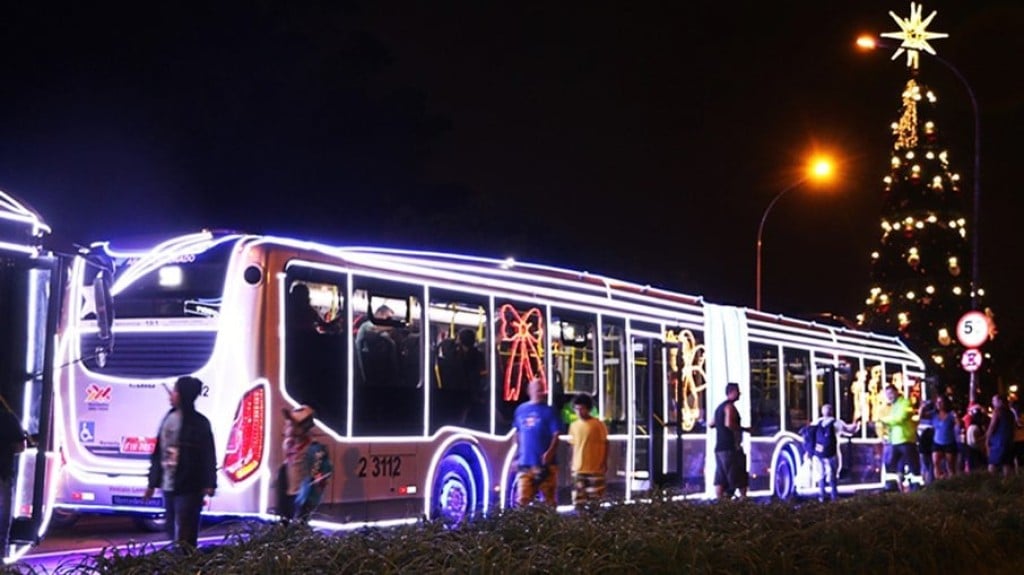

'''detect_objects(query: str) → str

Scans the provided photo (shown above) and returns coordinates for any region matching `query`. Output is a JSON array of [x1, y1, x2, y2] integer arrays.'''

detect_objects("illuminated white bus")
[[47, 230, 925, 530]]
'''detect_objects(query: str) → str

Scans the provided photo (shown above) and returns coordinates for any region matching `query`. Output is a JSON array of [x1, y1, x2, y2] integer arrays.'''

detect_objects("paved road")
[[17, 514, 247, 571]]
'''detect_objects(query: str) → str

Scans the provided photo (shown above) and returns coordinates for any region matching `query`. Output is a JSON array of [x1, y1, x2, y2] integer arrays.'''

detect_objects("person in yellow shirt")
[[568, 393, 608, 510], [882, 384, 919, 492]]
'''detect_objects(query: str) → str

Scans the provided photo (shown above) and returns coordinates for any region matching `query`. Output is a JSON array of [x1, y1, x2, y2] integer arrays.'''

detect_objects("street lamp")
[[857, 33, 982, 402], [755, 156, 835, 311]]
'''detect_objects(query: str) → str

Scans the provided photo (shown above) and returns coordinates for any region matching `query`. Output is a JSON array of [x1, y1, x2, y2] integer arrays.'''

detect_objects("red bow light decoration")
[[497, 304, 546, 401]]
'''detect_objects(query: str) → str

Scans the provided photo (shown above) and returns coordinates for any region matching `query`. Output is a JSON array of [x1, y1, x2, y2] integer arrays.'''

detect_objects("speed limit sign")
[[956, 311, 990, 348], [961, 348, 983, 372]]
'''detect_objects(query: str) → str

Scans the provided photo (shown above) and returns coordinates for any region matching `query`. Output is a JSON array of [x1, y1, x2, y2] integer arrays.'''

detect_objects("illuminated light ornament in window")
[[159, 265, 183, 287], [871, 251, 880, 260], [879, 293, 890, 303], [856, 313, 865, 324], [906, 151, 916, 160], [977, 288, 986, 297], [882, 221, 892, 232], [931, 176, 943, 190], [926, 214, 937, 223], [948, 220, 958, 228], [891, 156, 901, 168], [947, 256, 960, 276], [952, 286, 962, 295], [883, 176, 893, 185], [907, 247, 920, 268], [957, 217, 966, 226], [666, 330, 706, 432], [951, 173, 960, 182], [881, 2, 948, 70], [925, 285, 935, 294], [915, 221, 924, 229], [497, 304, 546, 401], [924, 123, 936, 137], [906, 291, 916, 300], [898, 312, 910, 328], [910, 164, 921, 178], [937, 327, 951, 346], [932, 354, 944, 366]]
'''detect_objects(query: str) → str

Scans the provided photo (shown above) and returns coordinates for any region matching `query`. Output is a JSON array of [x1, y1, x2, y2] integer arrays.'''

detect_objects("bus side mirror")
[[94, 272, 115, 367]]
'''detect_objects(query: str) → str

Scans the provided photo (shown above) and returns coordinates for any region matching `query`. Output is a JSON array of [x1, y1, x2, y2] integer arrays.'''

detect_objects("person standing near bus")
[[882, 384, 919, 492], [278, 405, 332, 521], [513, 378, 560, 508], [144, 376, 217, 549], [985, 393, 1016, 476], [809, 403, 859, 501], [0, 396, 25, 558], [568, 393, 608, 510], [711, 382, 748, 499]]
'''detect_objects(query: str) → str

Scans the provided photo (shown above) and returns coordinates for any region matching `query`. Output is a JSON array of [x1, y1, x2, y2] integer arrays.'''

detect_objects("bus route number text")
[[357, 455, 402, 478]]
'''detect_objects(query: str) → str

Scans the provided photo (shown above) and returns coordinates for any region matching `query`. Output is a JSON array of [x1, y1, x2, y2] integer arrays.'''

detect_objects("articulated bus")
[[48, 230, 925, 531], [0, 190, 114, 562]]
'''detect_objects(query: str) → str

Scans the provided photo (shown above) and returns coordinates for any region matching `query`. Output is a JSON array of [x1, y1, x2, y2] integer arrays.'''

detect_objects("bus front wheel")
[[773, 452, 797, 500], [432, 453, 478, 524]]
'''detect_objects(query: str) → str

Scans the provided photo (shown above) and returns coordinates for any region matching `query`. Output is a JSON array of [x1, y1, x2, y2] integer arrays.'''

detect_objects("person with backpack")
[[806, 403, 859, 501], [278, 405, 333, 521]]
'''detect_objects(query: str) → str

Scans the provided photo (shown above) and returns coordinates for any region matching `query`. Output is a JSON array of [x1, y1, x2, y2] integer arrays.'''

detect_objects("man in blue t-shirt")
[[513, 378, 560, 507]]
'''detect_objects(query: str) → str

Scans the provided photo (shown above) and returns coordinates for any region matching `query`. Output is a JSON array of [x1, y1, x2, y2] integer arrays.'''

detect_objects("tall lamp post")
[[857, 32, 982, 402], [755, 157, 835, 311]]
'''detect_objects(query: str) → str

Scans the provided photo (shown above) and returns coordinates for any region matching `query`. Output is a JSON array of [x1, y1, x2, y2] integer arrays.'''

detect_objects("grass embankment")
[[9, 473, 1024, 574]]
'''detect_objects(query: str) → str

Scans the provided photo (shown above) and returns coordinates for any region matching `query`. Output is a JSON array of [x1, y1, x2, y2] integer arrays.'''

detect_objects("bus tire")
[[773, 451, 797, 500], [134, 514, 167, 533], [432, 452, 478, 524], [48, 508, 79, 530], [505, 467, 519, 510]]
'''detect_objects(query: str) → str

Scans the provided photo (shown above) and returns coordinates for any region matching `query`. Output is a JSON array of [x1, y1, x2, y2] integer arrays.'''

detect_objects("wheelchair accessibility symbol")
[[79, 421, 95, 443]]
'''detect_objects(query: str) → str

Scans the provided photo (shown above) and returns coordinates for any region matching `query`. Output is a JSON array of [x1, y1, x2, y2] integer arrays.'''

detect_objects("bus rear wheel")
[[134, 514, 166, 533]]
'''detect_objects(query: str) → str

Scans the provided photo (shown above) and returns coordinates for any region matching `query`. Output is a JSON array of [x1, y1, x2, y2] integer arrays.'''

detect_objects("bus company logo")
[[85, 384, 113, 408], [120, 436, 157, 455]]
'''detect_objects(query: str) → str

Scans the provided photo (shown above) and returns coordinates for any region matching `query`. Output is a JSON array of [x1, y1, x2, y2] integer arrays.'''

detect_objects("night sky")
[[1, 2, 1021, 352]]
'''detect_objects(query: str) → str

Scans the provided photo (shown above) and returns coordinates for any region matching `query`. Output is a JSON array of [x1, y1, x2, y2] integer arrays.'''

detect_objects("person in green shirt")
[[883, 384, 920, 492]]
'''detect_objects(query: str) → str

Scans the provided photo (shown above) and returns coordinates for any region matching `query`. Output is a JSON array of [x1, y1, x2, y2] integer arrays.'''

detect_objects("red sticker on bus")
[[120, 436, 157, 454]]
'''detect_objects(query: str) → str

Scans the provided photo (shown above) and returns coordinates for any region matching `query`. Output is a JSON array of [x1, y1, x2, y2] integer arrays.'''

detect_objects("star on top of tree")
[[881, 2, 948, 69]]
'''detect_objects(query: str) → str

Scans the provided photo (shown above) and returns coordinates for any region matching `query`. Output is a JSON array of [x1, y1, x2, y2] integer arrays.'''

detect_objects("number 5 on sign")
[[956, 311, 990, 349]]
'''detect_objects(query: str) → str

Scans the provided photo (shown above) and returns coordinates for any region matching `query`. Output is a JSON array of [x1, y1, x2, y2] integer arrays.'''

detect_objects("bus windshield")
[[91, 235, 238, 319]]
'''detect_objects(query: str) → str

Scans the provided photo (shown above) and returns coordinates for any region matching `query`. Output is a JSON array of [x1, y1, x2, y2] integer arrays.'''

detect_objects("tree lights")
[[856, 3, 990, 400]]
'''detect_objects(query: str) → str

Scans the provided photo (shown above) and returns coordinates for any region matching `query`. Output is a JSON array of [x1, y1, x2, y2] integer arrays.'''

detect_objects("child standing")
[[279, 405, 332, 521], [568, 393, 608, 510]]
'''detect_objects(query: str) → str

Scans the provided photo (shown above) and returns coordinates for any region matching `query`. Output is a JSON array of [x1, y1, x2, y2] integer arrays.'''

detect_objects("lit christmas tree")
[[856, 3, 993, 396]]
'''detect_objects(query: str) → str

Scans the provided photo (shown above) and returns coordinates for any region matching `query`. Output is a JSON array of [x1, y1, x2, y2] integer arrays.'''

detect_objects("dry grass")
[[6, 473, 1023, 574]]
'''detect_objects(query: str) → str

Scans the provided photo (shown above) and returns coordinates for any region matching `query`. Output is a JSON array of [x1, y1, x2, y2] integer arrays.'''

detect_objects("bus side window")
[[428, 293, 490, 434], [283, 276, 348, 434], [351, 282, 425, 437]]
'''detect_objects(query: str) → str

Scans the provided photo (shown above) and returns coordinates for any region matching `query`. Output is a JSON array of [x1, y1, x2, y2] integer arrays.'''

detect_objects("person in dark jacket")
[[144, 376, 217, 549]]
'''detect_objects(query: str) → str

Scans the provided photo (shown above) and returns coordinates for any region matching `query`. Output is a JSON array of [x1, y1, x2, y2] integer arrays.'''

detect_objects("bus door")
[[626, 324, 665, 502]]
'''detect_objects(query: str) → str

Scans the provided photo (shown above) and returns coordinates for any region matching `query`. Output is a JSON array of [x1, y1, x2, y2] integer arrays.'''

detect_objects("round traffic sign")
[[960, 348, 983, 373], [956, 311, 990, 348]]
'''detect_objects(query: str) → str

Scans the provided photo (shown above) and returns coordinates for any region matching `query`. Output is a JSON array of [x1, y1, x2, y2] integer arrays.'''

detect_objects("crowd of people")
[[915, 388, 1024, 482]]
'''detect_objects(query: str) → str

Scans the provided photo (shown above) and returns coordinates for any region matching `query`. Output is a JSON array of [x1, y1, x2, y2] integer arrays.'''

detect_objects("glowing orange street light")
[[755, 155, 837, 311]]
